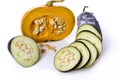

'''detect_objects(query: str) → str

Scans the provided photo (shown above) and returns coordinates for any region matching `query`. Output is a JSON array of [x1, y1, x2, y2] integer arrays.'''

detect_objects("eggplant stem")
[[83, 6, 88, 12]]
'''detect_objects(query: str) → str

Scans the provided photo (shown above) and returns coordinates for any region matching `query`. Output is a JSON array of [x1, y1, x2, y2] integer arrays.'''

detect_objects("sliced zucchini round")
[[76, 39, 98, 67], [70, 41, 90, 69], [76, 31, 102, 55], [8, 36, 40, 67], [76, 24, 102, 40], [54, 46, 81, 72]]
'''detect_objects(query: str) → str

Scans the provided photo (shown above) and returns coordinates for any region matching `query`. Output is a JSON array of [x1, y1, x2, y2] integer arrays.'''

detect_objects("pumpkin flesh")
[[21, 6, 75, 42]]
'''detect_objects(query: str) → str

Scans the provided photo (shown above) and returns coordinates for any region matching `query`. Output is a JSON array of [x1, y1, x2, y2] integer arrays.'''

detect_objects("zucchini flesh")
[[76, 24, 102, 40], [54, 46, 81, 72], [70, 42, 90, 69], [10, 36, 40, 67], [76, 31, 102, 55], [76, 39, 98, 67]]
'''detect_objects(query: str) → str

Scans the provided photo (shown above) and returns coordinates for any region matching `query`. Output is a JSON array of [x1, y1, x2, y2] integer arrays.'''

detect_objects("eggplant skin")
[[54, 46, 82, 72], [7, 37, 15, 54], [77, 12, 102, 35]]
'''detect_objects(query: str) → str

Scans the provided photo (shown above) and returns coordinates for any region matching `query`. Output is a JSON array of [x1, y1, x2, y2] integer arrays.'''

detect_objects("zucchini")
[[54, 46, 81, 72], [76, 24, 102, 40], [8, 36, 40, 67], [76, 30, 102, 55], [70, 41, 90, 69], [76, 39, 98, 67]]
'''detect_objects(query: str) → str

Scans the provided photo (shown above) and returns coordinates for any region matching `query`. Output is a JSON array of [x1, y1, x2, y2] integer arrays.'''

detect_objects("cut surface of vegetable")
[[76, 31, 102, 55], [54, 46, 81, 72], [76, 24, 102, 40], [8, 36, 40, 67], [70, 41, 90, 69], [76, 39, 98, 67]]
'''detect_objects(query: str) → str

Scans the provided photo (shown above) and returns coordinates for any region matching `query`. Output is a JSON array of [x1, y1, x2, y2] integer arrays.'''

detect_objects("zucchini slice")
[[54, 46, 81, 72], [8, 36, 40, 67], [76, 39, 98, 67], [76, 24, 102, 40], [76, 31, 102, 55], [70, 41, 90, 69]]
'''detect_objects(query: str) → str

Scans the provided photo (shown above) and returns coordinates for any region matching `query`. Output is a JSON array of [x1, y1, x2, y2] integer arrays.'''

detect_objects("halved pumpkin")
[[21, 0, 75, 42]]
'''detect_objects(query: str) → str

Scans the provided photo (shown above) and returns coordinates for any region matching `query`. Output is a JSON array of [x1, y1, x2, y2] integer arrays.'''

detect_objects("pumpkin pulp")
[[21, 0, 75, 42]]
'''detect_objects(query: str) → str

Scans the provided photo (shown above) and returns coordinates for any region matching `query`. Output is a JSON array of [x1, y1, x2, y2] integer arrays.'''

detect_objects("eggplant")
[[8, 37, 14, 54], [76, 30, 102, 55], [54, 46, 82, 72], [70, 41, 90, 69], [76, 24, 102, 40], [54, 8, 103, 72], [8, 35, 40, 67], [77, 11, 102, 36], [76, 39, 98, 67]]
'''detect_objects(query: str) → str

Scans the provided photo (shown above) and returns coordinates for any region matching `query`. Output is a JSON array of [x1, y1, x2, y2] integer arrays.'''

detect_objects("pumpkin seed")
[[34, 19, 40, 25], [39, 18, 44, 25], [39, 26, 44, 32], [62, 27, 66, 31], [54, 24, 57, 29], [58, 26, 63, 29], [33, 25, 40, 35], [57, 18, 65, 26], [55, 17, 59, 22], [50, 19, 55, 25]]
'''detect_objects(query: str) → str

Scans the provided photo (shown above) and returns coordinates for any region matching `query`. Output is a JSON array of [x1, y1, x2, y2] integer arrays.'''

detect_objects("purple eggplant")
[[77, 11, 102, 36]]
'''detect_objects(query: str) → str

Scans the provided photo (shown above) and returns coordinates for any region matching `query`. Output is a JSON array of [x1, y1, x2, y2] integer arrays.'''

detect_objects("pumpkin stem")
[[83, 6, 88, 12], [46, 0, 64, 6]]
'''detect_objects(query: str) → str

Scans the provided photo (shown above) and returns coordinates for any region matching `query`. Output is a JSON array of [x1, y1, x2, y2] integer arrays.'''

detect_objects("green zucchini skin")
[[8, 35, 40, 67], [54, 46, 82, 72]]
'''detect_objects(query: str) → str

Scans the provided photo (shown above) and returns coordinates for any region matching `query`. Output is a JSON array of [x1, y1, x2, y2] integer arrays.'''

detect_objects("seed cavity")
[[33, 17, 47, 35], [33, 16, 66, 36], [58, 50, 75, 67], [15, 41, 33, 56], [49, 17, 66, 35]]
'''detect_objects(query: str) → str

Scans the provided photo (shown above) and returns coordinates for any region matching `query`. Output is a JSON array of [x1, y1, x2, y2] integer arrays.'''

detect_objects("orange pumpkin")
[[21, 0, 75, 42]]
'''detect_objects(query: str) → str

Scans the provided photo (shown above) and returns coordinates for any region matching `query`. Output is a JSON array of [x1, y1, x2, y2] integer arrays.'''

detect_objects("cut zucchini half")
[[76, 39, 98, 67], [70, 41, 90, 69], [8, 36, 40, 67], [76, 31, 102, 55], [76, 24, 102, 40], [54, 46, 81, 72]]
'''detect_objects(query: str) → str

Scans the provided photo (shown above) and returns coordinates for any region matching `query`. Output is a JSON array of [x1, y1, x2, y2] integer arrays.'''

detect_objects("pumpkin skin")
[[21, 1, 75, 42]]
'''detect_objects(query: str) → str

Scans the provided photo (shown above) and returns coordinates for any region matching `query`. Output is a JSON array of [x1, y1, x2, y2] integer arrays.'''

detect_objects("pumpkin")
[[21, 0, 75, 42]]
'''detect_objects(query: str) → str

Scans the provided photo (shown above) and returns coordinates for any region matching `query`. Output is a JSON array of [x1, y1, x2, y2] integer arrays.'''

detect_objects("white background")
[[0, 0, 120, 80]]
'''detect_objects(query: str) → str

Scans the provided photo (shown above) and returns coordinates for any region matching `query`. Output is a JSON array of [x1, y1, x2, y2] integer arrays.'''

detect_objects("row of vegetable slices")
[[54, 24, 102, 72]]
